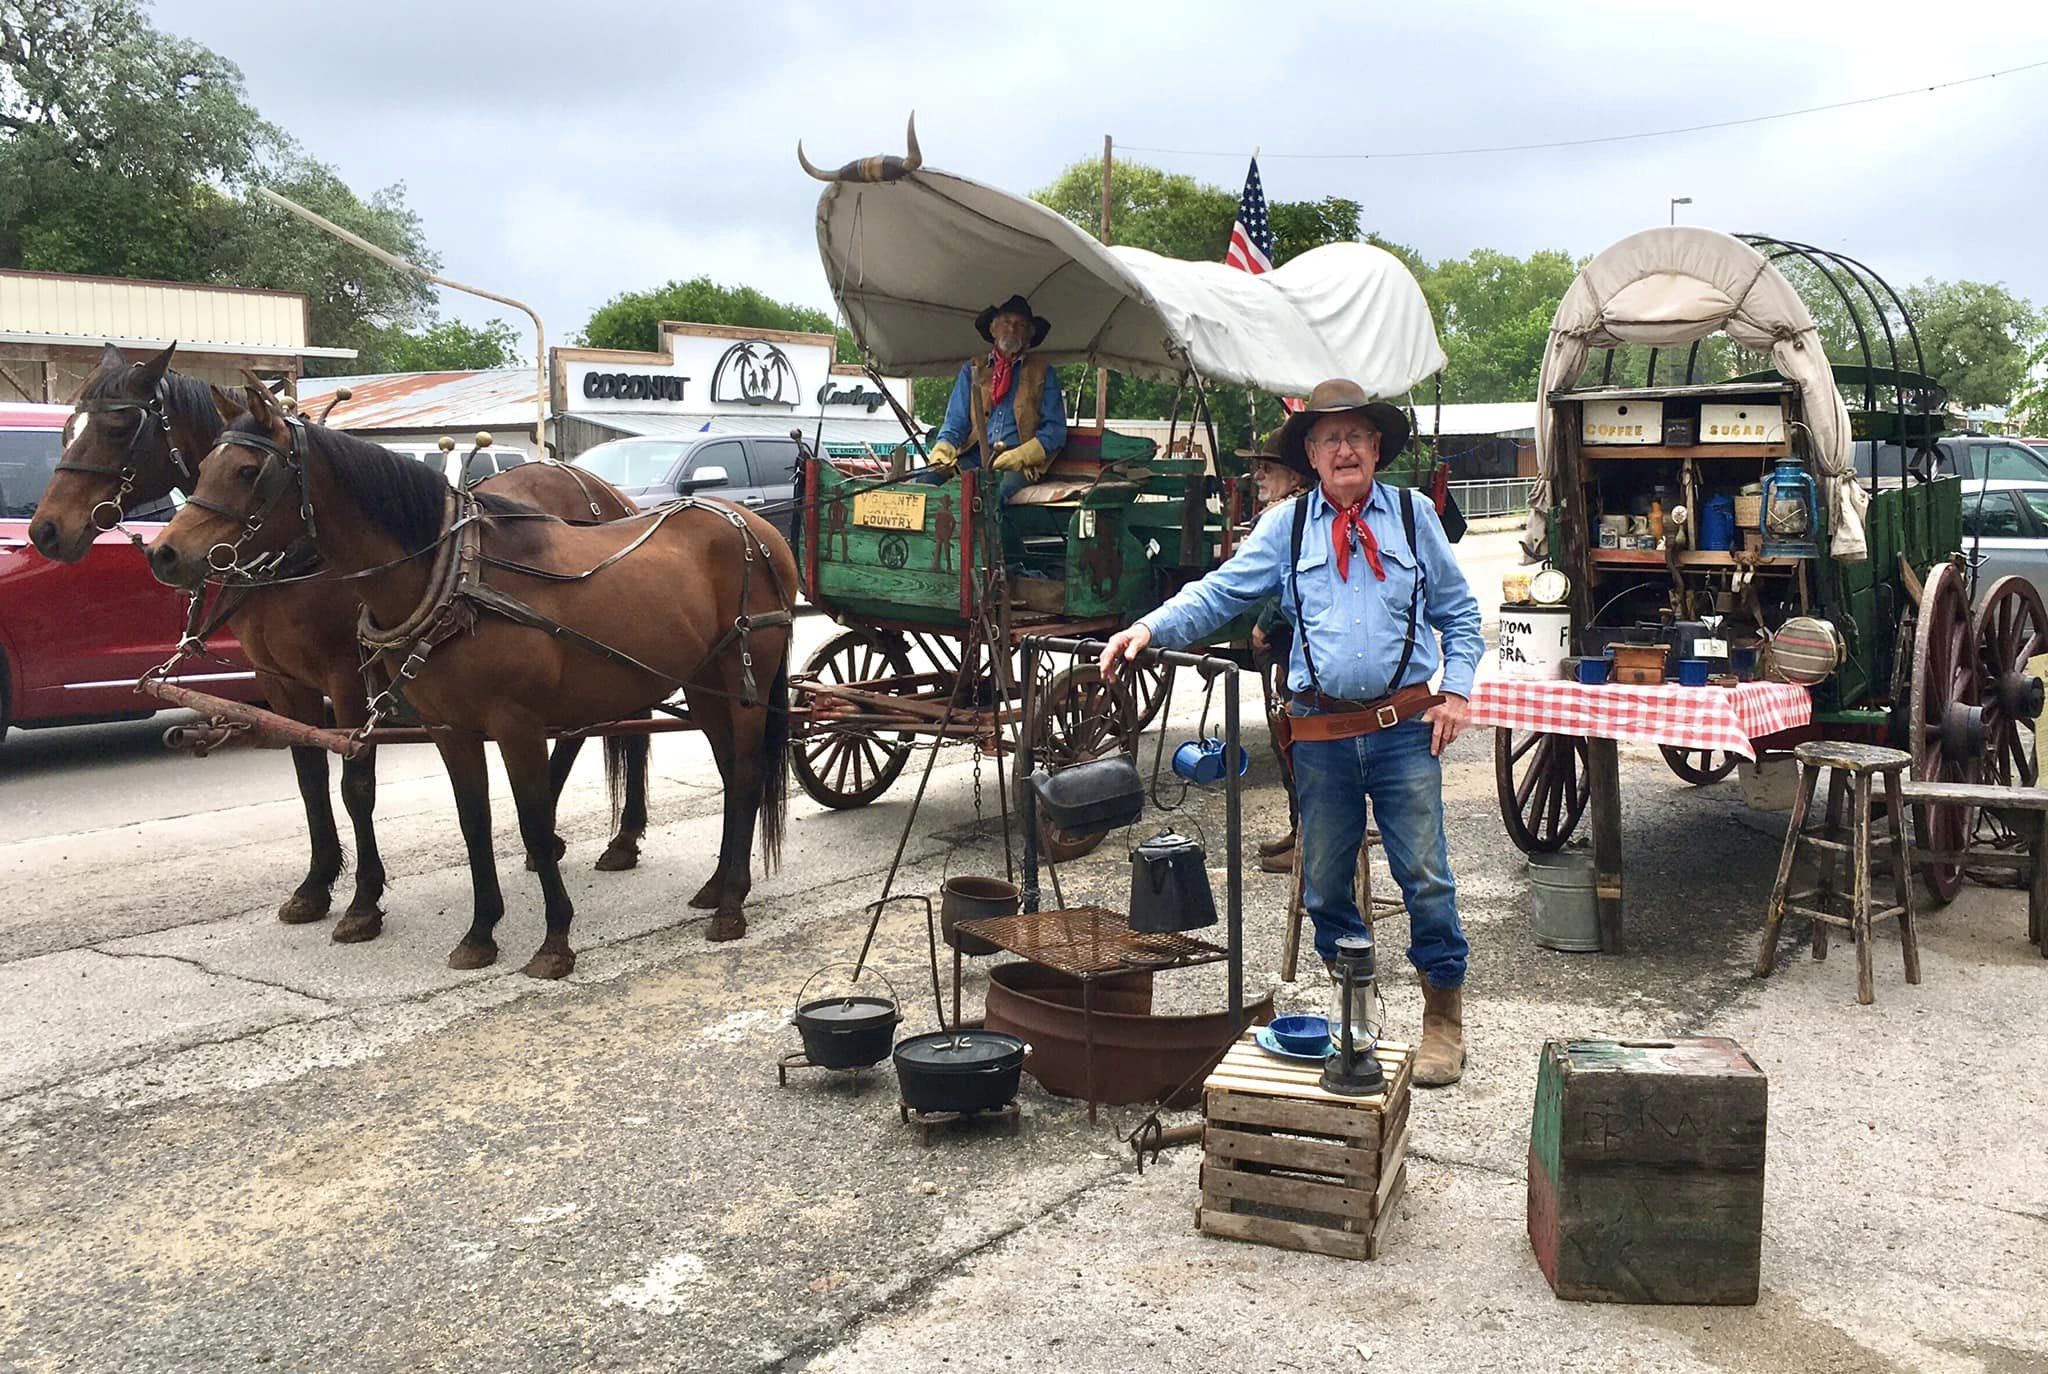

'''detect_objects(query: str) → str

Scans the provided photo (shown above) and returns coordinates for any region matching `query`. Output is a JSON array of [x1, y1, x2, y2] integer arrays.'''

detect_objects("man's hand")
[[1423, 693, 1470, 757], [927, 439, 960, 471], [1098, 623, 1153, 679], [1250, 625, 1270, 654], [991, 437, 1050, 479]]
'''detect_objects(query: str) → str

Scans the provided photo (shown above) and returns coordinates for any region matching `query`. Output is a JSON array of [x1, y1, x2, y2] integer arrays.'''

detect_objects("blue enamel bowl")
[[1268, 1014, 1332, 1056]]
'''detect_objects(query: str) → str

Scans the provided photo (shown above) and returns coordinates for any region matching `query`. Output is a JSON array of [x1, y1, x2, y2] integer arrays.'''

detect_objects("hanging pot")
[[791, 964, 901, 1070], [940, 875, 1018, 957], [1128, 829, 1217, 934], [1028, 755, 1144, 834], [893, 1030, 1027, 1114]]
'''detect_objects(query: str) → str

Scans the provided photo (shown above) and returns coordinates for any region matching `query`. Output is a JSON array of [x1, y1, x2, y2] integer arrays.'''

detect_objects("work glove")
[[926, 439, 960, 472], [990, 437, 1051, 481]]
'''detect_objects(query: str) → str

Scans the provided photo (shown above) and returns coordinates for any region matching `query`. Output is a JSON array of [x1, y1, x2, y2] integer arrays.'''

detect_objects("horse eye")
[[237, 464, 261, 484]]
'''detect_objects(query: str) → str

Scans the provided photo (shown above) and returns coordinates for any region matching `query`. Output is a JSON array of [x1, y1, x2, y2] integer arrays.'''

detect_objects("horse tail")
[[603, 731, 631, 833], [757, 658, 792, 872]]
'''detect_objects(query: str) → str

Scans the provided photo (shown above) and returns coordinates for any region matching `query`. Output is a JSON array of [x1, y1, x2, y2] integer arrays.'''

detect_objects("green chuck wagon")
[[1502, 228, 2043, 904], [788, 122, 1449, 847]]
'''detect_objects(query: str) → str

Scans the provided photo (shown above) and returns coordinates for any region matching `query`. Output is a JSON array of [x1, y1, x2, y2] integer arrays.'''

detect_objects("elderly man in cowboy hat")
[[1100, 379, 1483, 1086], [922, 294, 1067, 503]]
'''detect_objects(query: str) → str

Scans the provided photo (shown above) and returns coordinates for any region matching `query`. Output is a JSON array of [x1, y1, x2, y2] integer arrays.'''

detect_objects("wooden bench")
[[1899, 779, 2048, 956]]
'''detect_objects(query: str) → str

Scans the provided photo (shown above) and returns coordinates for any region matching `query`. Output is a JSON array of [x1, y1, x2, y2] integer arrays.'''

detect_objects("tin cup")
[[1679, 658, 1711, 687], [1577, 657, 1611, 685]]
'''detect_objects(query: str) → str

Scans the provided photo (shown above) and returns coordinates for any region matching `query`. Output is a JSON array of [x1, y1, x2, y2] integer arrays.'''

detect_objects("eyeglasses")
[[1308, 428, 1381, 455]]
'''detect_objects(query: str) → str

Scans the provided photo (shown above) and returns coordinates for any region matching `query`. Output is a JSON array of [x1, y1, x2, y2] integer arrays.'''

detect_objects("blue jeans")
[[1291, 715, 1468, 987]]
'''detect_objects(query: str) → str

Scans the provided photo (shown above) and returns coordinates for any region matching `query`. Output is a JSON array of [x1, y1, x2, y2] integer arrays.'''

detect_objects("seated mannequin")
[[921, 293, 1067, 504]]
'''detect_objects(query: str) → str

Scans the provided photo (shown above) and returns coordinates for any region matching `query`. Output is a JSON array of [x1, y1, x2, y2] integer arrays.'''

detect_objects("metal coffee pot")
[[1128, 830, 1217, 934]]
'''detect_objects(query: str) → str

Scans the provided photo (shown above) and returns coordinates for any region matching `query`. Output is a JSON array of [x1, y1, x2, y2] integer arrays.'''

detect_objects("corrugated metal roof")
[[297, 369, 540, 431]]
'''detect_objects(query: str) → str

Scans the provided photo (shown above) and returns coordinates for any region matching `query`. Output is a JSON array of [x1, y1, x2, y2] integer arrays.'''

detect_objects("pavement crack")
[[86, 945, 329, 1001]]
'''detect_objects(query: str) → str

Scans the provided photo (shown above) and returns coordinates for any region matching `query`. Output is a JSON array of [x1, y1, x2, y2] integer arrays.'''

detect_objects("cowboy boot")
[[1257, 831, 1296, 873], [1257, 830, 1297, 858], [1415, 973, 1465, 1088]]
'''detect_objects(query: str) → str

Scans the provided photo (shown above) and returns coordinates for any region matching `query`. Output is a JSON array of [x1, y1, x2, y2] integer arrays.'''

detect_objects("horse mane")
[[261, 420, 449, 553], [82, 364, 222, 442]]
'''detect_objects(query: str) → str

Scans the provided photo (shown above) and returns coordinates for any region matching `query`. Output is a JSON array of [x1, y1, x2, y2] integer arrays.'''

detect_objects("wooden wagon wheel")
[[791, 629, 916, 809], [1031, 663, 1137, 864], [1970, 575, 2047, 788], [1908, 561, 1982, 903], [1494, 728, 1590, 853], [1127, 659, 1170, 733], [1659, 745, 1739, 785]]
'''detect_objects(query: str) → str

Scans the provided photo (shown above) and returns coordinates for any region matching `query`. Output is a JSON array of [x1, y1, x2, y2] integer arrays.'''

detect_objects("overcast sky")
[[154, 0, 2048, 363]]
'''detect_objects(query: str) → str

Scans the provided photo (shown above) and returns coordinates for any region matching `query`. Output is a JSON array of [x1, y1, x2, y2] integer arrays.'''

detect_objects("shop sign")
[[819, 381, 890, 413], [852, 490, 926, 530], [710, 340, 801, 408]]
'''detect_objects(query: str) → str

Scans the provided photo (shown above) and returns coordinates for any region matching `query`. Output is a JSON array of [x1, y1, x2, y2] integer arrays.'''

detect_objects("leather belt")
[[1286, 682, 1442, 744]]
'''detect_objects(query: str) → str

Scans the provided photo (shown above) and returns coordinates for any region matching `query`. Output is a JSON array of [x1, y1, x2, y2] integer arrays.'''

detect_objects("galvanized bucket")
[[1526, 850, 1601, 952]]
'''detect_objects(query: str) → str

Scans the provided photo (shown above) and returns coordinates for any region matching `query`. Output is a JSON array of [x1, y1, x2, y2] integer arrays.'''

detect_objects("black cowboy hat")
[[1276, 378, 1411, 474], [975, 294, 1052, 349], [1234, 427, 1312, 480]]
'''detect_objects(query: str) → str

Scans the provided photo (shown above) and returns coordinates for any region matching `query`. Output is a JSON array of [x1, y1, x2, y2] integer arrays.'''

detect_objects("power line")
[[1120, 58, 2048, 162]]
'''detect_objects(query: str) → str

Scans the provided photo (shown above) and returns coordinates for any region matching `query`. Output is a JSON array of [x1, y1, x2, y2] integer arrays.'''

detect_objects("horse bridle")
[[57, 381, 192, 532], [183, 421, 319, 578]]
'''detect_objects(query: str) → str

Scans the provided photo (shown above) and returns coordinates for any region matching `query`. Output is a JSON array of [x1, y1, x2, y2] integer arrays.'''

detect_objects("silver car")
[[1959, 479, 2048, 602]]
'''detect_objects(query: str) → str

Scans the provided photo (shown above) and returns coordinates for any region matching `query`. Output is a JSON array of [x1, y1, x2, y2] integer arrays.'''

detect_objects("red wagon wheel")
[[1659, 745, 1739, 785], [1494, 728, 1590, 853], [1970, 575, 2047, 788], [791, 629, 917, 809], [1908, 561, 1981, 903]]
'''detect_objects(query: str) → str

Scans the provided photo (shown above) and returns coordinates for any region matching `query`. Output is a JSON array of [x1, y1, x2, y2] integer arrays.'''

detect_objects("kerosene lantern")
[[1322, 934, 1386, 1096]]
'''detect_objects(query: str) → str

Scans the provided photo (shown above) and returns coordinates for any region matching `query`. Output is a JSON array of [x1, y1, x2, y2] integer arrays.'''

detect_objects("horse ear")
[[99, 342, 127, 373], [211, 384, 247, 423], [242, 382, 279, 426], [133, 341, 176, 390]]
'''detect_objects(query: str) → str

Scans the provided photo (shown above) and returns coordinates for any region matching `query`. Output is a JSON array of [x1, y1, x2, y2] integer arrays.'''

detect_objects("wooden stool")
[[1280, 829, 1407, 982], [1754, 741, 1922, 1004]]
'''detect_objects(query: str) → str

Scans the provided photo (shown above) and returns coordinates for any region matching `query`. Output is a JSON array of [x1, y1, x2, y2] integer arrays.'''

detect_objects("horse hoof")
[[447, 940, 499, 971], [688, 878, 721, 910], [707, 912, 746, 942], [594, 845, 639, 872], [277, 893, 330, 925], [332, 908, 385, 944], [521, 950, 576, 980]]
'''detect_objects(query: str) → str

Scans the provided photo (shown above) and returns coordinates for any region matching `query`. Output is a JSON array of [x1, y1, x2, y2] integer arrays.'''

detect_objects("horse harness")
[[57, 379, 191, 535], [354, 487, 794, 738]]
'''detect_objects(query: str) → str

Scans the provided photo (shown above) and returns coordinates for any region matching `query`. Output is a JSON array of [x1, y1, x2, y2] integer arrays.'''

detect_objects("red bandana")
[[989, 350, 1018, 404], [1329, 494, 1386, 581]]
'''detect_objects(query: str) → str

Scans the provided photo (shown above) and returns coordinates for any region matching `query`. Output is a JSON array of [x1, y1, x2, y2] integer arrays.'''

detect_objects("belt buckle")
[[1376, 703, 1400, 730]]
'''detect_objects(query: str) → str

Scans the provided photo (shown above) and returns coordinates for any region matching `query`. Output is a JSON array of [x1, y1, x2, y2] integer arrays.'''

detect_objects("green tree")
[[1426, 249, 1581, 402], [1, 0, 443, 371], [352, 318, 521, 374], [1902, 279, 2040, 408], [580, 275, 858, 361]]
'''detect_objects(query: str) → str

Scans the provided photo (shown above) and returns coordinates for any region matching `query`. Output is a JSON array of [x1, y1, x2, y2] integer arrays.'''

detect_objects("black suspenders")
[[1288, 487, 1425, 705]]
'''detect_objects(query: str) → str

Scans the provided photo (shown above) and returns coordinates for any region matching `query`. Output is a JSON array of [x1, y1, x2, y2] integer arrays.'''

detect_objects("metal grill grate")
[[954, 905, 1226, 978]]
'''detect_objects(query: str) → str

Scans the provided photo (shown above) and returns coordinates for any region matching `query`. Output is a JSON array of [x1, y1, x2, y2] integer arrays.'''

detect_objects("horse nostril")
[[28, 520, 56, 556], [150, 544, 177, 576]]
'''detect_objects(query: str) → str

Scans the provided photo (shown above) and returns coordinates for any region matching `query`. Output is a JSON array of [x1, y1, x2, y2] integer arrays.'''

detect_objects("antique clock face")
[[1529, 566, 1571, 606]]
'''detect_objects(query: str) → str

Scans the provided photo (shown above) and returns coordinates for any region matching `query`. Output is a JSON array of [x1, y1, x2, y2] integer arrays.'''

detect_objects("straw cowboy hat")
[[1277, 378, 1411, 473], [1235, 427, 1312, 480], [975, 294, 1052, 348]]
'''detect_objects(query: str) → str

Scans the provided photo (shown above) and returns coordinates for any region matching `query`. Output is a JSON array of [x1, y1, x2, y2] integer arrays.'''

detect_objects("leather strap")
[[1285, 683, 1442, 744]]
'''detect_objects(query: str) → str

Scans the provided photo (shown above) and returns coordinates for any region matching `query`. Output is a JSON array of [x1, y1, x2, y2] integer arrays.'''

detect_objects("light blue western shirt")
[[1138, 482, 1483, 702]]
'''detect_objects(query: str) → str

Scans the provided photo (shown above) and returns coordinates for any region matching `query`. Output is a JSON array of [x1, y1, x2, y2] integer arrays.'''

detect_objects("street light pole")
[[1669, 196, 1693, 226]]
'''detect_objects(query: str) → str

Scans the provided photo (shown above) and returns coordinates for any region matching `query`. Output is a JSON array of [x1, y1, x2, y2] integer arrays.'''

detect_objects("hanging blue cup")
[[1172, 737, 1249, 786]]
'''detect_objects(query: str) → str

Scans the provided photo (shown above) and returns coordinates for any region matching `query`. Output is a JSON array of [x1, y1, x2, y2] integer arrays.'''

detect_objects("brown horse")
[[147, 384, 795, 977], [28, 344, 654, 945]]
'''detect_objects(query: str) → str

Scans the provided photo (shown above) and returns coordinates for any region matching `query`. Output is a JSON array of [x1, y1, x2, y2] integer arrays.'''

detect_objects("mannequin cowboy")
[[924, 294, 1067, 503]]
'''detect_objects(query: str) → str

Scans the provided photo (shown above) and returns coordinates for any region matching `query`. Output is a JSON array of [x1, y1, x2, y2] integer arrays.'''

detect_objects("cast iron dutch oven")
[[893, 1030, 1027, 1114], [792, 965, 901, 1070]]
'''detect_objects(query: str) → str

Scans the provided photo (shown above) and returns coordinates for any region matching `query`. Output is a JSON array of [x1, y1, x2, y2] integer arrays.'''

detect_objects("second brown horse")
[[148, 384, 795, 977]]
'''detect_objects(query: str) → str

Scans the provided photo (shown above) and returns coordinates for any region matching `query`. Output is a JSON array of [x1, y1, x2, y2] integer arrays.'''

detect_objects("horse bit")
[[183, 421, 321, 580], [56, 381, 191, 544]]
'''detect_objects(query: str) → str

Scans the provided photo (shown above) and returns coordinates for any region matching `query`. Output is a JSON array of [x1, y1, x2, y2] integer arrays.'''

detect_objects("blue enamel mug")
[[1172, 738, 1249, 786]]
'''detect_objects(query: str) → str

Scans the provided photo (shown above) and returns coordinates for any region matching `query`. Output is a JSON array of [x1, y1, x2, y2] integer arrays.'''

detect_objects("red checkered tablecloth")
[[1465, 673, 1813, 761]]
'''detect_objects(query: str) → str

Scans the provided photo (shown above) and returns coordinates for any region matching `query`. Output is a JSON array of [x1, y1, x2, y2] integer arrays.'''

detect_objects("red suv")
[[0, 402, 258, 744]]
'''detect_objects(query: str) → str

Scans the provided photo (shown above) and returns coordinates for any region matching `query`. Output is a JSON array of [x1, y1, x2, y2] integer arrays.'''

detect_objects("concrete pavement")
[[1, 530, 2042, 1373]]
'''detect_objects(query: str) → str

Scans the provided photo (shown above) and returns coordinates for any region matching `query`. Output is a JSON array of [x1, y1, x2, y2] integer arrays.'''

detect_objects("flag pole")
[[1096, 134, 1112, 433]]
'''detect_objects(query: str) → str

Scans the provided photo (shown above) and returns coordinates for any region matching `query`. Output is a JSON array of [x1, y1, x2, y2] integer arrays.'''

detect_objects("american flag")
[[1224, 157, 1274, 274]]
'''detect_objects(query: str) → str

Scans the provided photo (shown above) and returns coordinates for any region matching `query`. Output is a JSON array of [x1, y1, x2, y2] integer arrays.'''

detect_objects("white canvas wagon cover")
[[815, 166, 1445, 399], [1526, 226, 1867, 561]]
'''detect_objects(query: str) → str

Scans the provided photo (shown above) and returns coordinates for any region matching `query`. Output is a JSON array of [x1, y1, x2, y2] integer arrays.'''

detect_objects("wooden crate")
[[1196, 1034, 1414, 1261], [1528, 1037, 1767, 1304]]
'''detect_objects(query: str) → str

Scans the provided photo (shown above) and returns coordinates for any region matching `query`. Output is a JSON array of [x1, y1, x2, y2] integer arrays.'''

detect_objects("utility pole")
[[1097, 134, 1112, 433], [257, 188, 551, 455]]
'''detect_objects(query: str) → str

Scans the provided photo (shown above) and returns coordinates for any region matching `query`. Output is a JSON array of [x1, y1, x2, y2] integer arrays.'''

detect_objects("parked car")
[[379, 441, 530, 487], [571, 433, 802, 544], [1853, 436, 2048, 485], [1958, 479, 2048, 604], [0, 402, 259, 744]]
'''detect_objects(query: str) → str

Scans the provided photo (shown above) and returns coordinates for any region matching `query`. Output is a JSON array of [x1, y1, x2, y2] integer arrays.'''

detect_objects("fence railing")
[[1449, 477, 1536, 519]]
